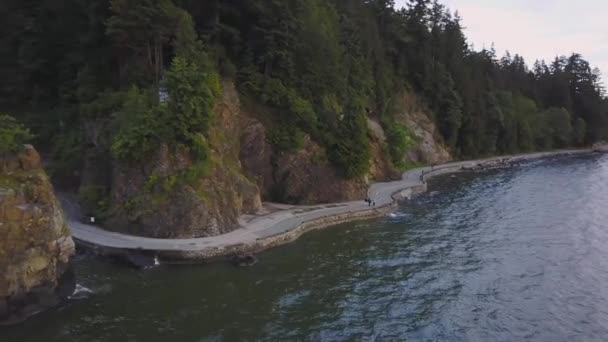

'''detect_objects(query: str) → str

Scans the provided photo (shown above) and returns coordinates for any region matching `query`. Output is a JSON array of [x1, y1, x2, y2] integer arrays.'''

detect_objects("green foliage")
[[430, 66, 463, 148], [164, 56, 216, 141], [79, 185, 110, 221], [106, 0, 182, 84], [331, 111, 371, 178], [111, 28, 220, 162], [243, 76, 318, 132], [233, 0, 373, 177], [241, 75, 317, 152], [163, 175, 178, 192], [4, 0, 608, 190], [268, 125, 305, 152], [111, 87, 161, 160], [385, 123, 415, 169], [48, 126, 85, 181], [540, 107, 572, 148], [207, 72, 223, 98], [190, 133, 210, 162], [80, 91, 126, 119], [143, 173, 159, 193], [181, 161, 212, 186], [0, 115, 32, 153], [573, 117, 587, 146], [219, 60, 238, 79]]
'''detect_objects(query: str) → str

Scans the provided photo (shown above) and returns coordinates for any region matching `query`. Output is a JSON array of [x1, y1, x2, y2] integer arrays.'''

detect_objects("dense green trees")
[[0, 115, 32, 153], [1, 0, 607, 181]]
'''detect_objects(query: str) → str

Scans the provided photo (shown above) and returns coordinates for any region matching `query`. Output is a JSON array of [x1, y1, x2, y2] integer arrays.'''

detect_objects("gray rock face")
[[239, 116, 274, 200], [394, 91, 452, 165]]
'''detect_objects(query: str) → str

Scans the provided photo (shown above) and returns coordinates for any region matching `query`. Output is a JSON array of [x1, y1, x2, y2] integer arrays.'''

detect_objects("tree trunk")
[[147, 41, 153, 75], [159, 39, 164, 81], [153, 36, 160, 87], [264, 56, 272, 76]]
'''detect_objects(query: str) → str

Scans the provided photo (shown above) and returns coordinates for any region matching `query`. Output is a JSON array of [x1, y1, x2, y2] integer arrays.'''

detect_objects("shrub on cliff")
[[385, 123, 415, 169], [112, 57, 220, 164], [164, 56, 220, 145], [111, 87, 161, 160], [0, 115, 32, 153]]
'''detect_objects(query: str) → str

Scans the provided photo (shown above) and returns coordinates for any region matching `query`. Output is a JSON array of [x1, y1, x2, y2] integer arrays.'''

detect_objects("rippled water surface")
[[4, 153, 608, 341]]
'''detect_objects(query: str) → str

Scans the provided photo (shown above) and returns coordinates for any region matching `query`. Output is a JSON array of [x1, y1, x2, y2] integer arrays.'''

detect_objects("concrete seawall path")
[[68, 149, 594, 260]]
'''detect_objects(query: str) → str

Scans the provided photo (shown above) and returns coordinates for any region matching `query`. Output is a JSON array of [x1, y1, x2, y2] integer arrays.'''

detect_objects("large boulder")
[[0, 145, 75, 325]]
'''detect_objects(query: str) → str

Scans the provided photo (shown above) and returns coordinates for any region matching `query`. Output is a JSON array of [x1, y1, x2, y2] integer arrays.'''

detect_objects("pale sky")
[[395, 0, 608, 81]]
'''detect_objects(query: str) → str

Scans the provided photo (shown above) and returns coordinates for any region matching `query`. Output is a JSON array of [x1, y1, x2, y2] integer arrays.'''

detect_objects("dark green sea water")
[[3, 153, 608, 341]]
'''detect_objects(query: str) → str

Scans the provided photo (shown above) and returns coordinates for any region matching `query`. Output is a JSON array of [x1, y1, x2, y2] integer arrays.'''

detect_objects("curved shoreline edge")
[[70, 149, 596, 262]]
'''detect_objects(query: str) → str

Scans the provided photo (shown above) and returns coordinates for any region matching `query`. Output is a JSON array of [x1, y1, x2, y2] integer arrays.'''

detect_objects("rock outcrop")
[[394, 90, 452, 165], [239, 115, 376, 204], [98, 81, 451, 237], [0, 145, 75, 325], [271, 136, 369, 204], [239, 115, 275, 200], [367, 119, 400, 181], [237, 94, 448, 205], [108, 82, 262, 238]]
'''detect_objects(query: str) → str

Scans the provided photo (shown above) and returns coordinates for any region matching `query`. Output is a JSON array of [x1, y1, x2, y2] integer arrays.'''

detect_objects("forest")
[[1, 0, 607, 180]]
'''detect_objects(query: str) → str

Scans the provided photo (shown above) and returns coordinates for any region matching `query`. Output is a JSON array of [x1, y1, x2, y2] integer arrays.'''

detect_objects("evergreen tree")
[[1, 0, 607, 183]]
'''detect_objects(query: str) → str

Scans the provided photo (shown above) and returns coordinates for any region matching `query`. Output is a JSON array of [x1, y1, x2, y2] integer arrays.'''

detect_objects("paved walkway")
[[67, 150, 591, 257]]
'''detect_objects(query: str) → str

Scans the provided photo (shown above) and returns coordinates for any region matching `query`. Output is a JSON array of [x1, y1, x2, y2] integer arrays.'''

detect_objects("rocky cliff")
[[239, 118, 372, 204], [0, 145, 75, 325], [238, 89, 452, 206], [239, 104, 398, 205], [237, 88, 451, 206], [108, 82, 262, 238], [94, 82, 451, 237], [394, 90, 452, 165]]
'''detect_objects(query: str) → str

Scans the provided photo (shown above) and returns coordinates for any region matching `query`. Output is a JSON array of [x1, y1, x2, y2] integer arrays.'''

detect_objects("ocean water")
[[3, 153, 608, 341]]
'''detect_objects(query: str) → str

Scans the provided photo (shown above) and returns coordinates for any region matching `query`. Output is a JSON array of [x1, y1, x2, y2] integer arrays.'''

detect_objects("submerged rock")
[[0, 145, 76, 325], [230, 254, 258, 267]]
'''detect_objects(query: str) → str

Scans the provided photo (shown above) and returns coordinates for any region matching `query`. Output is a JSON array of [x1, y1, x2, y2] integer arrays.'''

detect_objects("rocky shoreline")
[[69, 149, 597, 264]]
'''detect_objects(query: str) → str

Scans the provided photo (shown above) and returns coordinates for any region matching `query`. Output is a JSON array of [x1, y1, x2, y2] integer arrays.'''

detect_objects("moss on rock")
[[0, 145, 75, 324], [107, 81, 262, 238]]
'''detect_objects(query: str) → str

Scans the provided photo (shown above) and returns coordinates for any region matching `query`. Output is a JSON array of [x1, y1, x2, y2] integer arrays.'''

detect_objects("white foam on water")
[[70, 284, 94, 299], [388, 212, 409, 218], [386, 212, 411, 222]]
